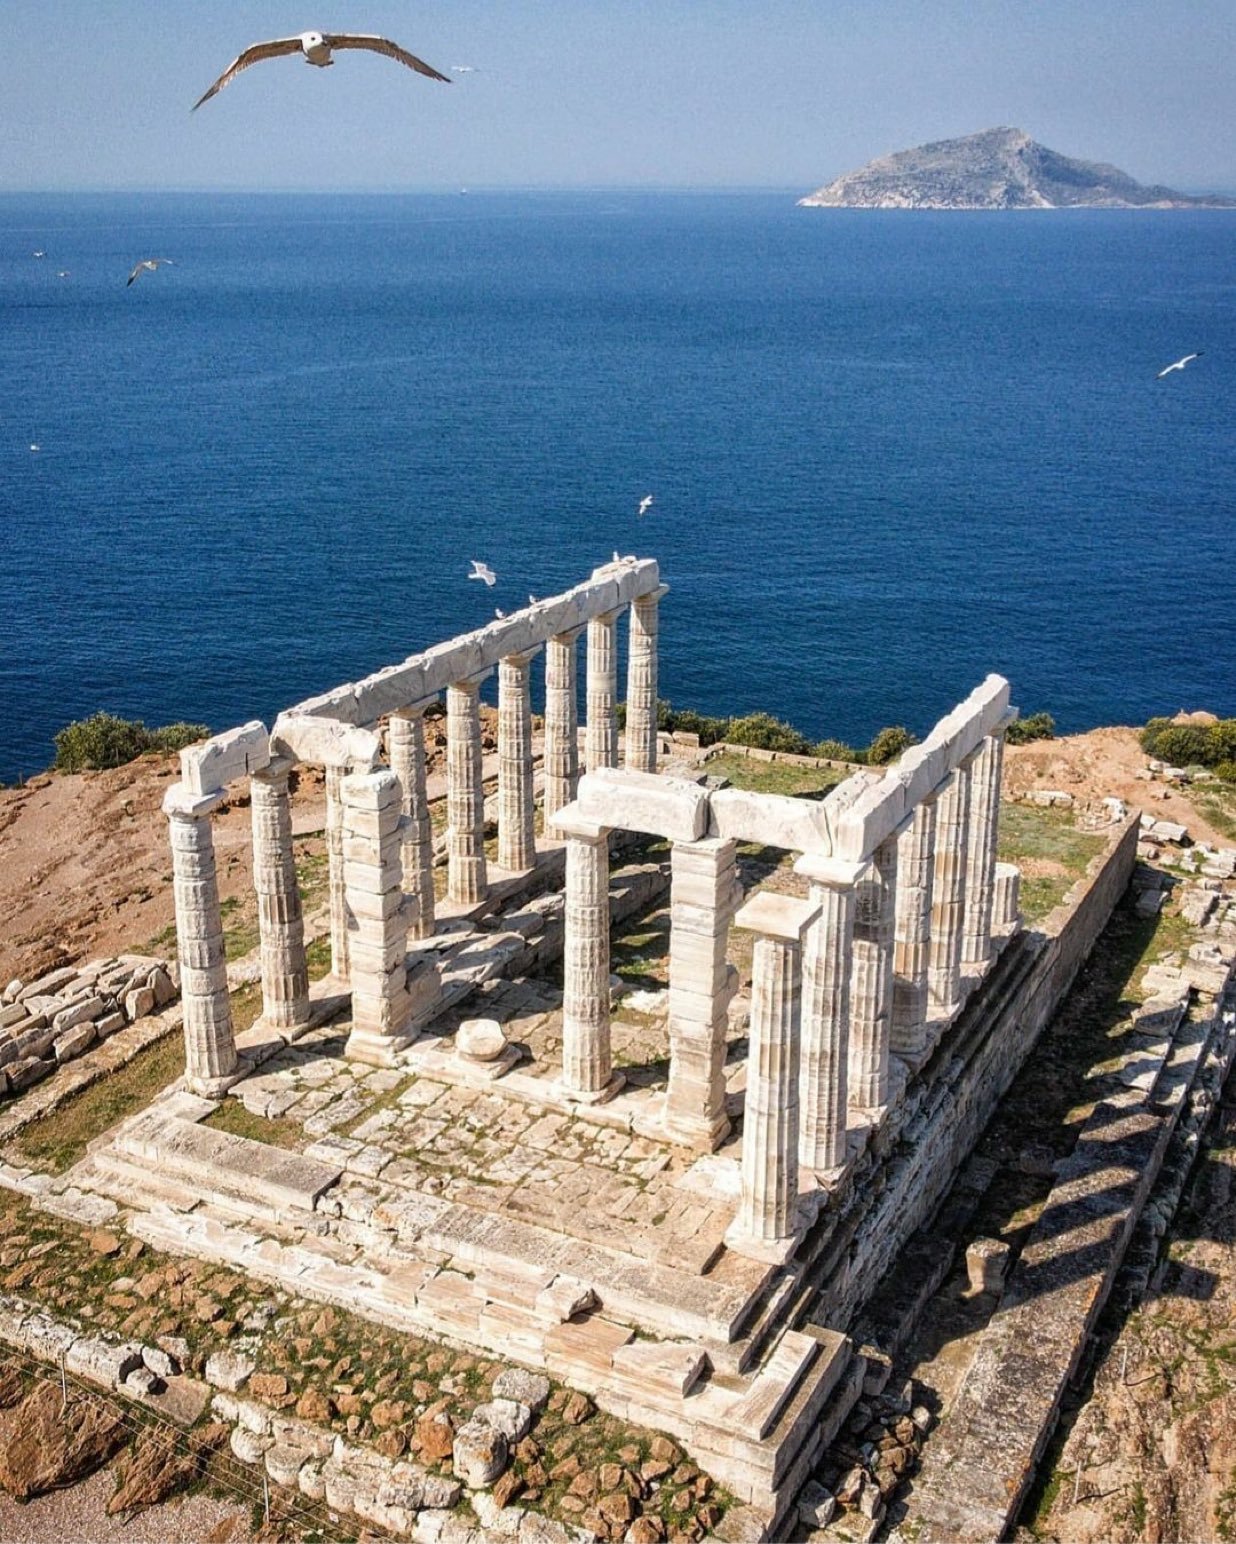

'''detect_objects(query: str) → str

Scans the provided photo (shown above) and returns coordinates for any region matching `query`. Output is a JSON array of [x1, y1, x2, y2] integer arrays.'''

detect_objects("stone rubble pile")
[[799, 1375, 934, 1542], [0, 956, 176, 1097]]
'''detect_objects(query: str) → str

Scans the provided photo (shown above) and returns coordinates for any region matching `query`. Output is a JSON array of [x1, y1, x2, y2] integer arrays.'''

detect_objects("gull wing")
[[322, 34, 451, 83], [192, 37, 304, 111]]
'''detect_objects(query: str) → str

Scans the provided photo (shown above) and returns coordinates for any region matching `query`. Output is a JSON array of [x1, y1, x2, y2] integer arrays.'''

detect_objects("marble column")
[[928, 762, 973, 1017], [848, 837, 898, 1112], [164, 785, 237, 1097], [342, 770, 416, 1066], [556, 808, 620, 1102], [626, 586, 666, 774], [325, 763, 350, 981], [663, 836, 740, 1150], [961, 728, 1006, 974], [543, 628, 583, 824], [585, 608, 621, 775], [387, 704, 436, 941], [498, 649, 539, 873], [891, 798, 937, 1061], [993, 861, 1022, 934], [446, 675, 488, 906], [728, 892, 819, 1256], [250, 760, 310, 1033], [794, 856, 861, 1174]]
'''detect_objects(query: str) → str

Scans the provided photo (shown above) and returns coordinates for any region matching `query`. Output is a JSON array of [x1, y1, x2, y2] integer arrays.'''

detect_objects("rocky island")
[[799, 125, 1236, 209]]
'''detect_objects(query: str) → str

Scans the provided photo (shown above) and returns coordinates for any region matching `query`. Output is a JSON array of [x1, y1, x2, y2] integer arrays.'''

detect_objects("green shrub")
[[725, 712, 813, 755], [1006, 712, 1056, 745], [53, 712, 209, 773], [1215, 760, 1236, 786], [813, 738, 860, 763], [866, 725, 917, 765], [654, 700, 729, 746], [1143, 724, 1215, 767]]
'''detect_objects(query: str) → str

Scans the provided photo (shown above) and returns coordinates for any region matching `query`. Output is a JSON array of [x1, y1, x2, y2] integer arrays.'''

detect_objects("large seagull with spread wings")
[[192, 31, 450, 110]]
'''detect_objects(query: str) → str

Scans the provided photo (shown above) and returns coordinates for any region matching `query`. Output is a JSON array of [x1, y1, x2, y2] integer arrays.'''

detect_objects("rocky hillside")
[[798, 126, 1236, 209]]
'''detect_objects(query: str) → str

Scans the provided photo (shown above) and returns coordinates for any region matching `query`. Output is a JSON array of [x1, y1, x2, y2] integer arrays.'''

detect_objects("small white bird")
[[29, 444, 40, 453], [1157, 352, 1202, 378], [637, 494, 654, 518], [32, 251, 45, 259], [56, 270, 70, 279], [193, 31, 450, 110], [528, 593, 540, 605], [494, 608, 506, 619], [468, 560, 496, 587], [127, 258, 175, 287]]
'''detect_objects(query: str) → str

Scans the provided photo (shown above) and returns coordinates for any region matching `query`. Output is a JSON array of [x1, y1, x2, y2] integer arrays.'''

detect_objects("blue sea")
[[2, 192, 1234, 783]]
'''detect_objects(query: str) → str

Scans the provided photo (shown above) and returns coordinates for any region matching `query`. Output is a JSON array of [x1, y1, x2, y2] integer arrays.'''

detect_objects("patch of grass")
[[204, 1097, 306, 1151], [1191, 788, 1236, 842], [703, 752, 846, 798], [998, 803, 1107, 873], [9, 1031, 183, 1173], [219, 895, 260, 962], [305, 934, 333, 982]]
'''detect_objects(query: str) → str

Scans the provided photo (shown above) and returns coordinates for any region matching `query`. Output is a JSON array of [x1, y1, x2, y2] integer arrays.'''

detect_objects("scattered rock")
[[87, 1230, 122, 1257], [0, 1381, 126, 1499], [295, 1387, 335, 1423], [247, 1371, 289, 1402], [562, 1391, 593, 1426], [492, 1467, 525, 1508], [452, 1418, 508, 1488], [415, 1410, 455, 1462], [492, 1368, 551, 1411], [107, 1429, 196, 1515], [455, 1017, 507, 1062], [474, 1397, 532, 1443], [204, 1351, 254, 1392]]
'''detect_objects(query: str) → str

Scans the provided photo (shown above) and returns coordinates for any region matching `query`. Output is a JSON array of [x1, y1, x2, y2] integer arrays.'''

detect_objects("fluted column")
[[544, 628, 583, 824], [892, 798, 937, 1061], [585, 608, 621, 774], [250, 760, 309, 1032], [794, 856, 861, 1174], [342, 770, 416, 1066], [446, 675, 489, 906], [387, 704, 436, 941], [929, 761, 973, 1016], [164, 786, 237, 1097], [555, 808, 620, 1103], [626, 586, 666, 774], [961, 727, 1006, 974], [848, 837, 898, 1112], [727, 892, 819, 1257], [663, 836, 739, 1150], [993, 862, 1022, 934], [498, 650, 539, 873], [325, 764, 350, 981]]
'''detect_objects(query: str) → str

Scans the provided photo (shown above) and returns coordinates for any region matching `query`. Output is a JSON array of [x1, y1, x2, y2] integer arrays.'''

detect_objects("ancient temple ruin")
[[138, 554, 1085, 1536]]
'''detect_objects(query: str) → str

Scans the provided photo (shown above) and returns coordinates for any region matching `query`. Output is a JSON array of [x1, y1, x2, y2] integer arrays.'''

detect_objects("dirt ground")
[[0, 721, 1227, 991]]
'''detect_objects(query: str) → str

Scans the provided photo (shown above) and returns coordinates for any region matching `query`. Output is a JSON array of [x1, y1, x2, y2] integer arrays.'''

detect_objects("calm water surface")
[[1, 192, 1233, 781]]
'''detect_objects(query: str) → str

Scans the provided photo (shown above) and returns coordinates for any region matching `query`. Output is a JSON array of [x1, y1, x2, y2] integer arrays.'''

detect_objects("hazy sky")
[[4, 1, 1233, 192]]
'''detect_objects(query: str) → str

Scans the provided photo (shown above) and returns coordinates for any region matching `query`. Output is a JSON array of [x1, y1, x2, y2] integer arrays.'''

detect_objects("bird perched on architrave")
[[192, 31, 450, 110]]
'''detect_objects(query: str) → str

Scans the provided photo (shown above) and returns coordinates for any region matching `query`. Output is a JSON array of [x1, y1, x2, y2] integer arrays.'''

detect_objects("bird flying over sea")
[[1157, 352, 1202, 378], [32, 251, 45, 259], [127, 258, 175, 287], [192, 31, 450, 110], [468, 560, 496, 587], [637, 494, 654, 518]]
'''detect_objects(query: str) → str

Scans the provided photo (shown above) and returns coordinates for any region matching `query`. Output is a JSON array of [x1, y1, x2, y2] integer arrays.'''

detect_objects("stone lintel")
[[547, 803, 610, 842], [450, 668, 494, 691], [179, 719, 270, 796], [792, 853, 869, 889], [270, 713, 382, 770], [163, 783, 229, 820], [500, 645, 544, 666], [390, 697, 438, 720], [733, 892, 821, 942], [577, 767, 710, 842], [709, 787, 833, 854]]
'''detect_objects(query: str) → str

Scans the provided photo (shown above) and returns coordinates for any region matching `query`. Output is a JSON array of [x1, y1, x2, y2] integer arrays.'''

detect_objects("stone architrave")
[[543, 628, 583, 824], [324, 764, 350, 981], [585, 609, 621, 775], [663, 836, 740, 1150], [929, 760, 973, 1017], [891, 796, 937, 1060], [387, 704, 437, 941], [555, 808, 621, 1102], [446, 675, 489, 906], [250, 761, 310, 1032], [795, 856, 861, 1174], [961, 727, 1006, 974], [848, 835, 898, 1112], [342, 771, 417, 1066], [727, 892, 819, 1256], [626, 585, 666, 774], [498, 650, 539, 873], [164, 786, 237, 1097]]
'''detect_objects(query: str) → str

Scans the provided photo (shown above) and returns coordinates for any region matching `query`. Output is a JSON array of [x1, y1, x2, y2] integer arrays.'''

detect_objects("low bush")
[[1139, 716, 1236, 769], [53, 712, 209, 773], [725, 712, 813, 755], [1006, 711, 1056, 745], [813, 737, 860, 762], [867, 725, 917, 766]]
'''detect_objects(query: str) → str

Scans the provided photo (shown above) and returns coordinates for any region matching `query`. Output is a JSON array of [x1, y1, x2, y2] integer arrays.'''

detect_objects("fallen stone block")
[[64, 1336, 144, 1389], [53, 1023, 95, 1064], [491, 1368, 551, 1411], [453, 1418, 508, 1488], [205, 1350, 254, 1392]]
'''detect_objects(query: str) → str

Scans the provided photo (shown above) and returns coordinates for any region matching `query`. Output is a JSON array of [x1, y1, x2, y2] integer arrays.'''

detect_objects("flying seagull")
[[32, 251, 45, 259], [127, 258, 175, 287], [192, 31, 450, 110], [468, 560, 496, 587], [637, 494, 654, 518], [1157, 352, 1202, 378]]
